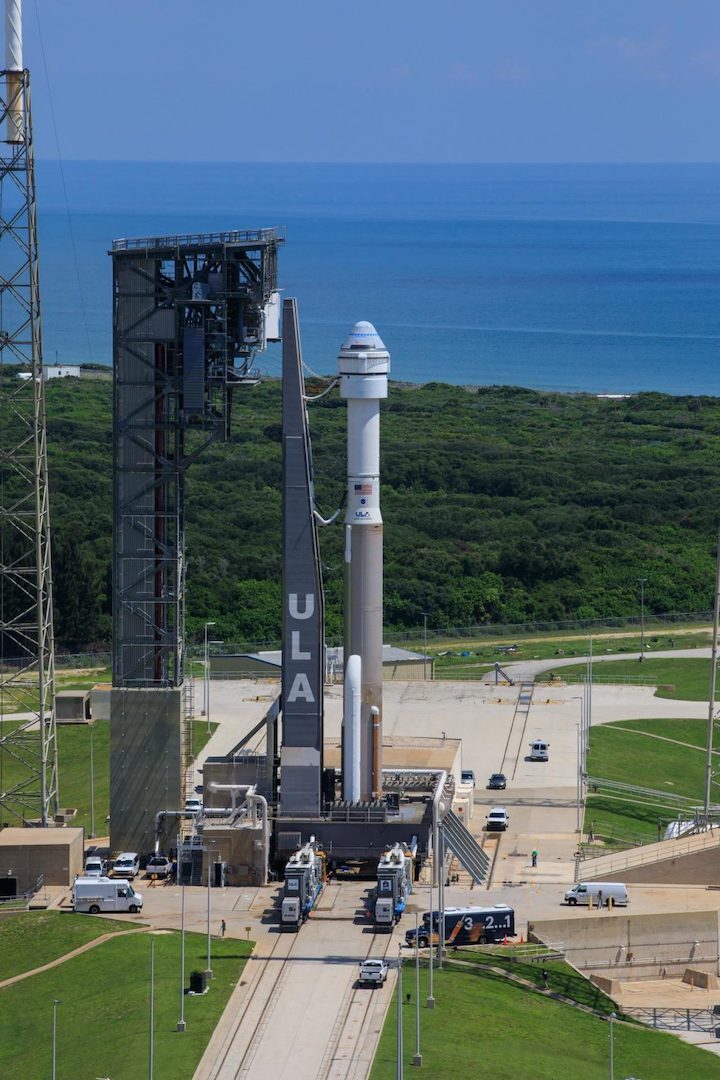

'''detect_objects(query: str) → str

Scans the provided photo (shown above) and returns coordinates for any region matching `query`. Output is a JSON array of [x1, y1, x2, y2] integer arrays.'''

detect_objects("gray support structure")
[[0, 67, 58, 827], [280, 299, 325, 816], [110, 229, 282, 852]]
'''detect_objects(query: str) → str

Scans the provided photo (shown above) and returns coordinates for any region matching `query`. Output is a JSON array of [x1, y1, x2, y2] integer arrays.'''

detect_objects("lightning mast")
[[0, 0, 59, 825]]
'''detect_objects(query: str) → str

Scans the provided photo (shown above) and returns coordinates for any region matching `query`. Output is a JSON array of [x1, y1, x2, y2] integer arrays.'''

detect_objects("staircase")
[[440, 809, 491, 885], [181, 674, 196, 804]]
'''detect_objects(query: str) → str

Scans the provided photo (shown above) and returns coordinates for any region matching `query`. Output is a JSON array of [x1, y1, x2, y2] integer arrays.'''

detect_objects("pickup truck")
[[358, 958, 389, 988]]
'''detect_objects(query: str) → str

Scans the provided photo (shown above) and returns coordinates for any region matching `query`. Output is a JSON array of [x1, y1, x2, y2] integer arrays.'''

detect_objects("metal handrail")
[[112, 228, 284, 252], [582, 826, 720, 876]]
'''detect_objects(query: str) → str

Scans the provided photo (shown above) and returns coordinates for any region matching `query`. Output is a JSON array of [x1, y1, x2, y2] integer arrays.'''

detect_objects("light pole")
[[637, 578, 647, 662], [177, 882, 186, 1031], [576, 722, 582, 834], [413, 912, 422, 1066], [52, 999, 61, 1080], [437, 832, 445, 970], [206, 637, 223, 735], [202, 620, 216, 718], [89, 722, 95, 840], [426, 883, 435, 1009], [609, 1011, 616, 1080], [396, 945, 404, 1080], [149, 937, 155, 1080], [205, 844, 215, 978], [421, 612, 429, 680]]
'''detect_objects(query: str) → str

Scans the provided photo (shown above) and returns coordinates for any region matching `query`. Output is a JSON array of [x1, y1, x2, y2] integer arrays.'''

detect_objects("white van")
[[529, 740, 549, 761], [112, 852, 140, 879], [565, 882, 628, 907], [73, 876, 143, 914], [83, 856, 108, 878]]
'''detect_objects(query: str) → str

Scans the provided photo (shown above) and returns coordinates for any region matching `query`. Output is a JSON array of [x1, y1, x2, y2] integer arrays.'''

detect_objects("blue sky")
[[26, 0, 720, 162]]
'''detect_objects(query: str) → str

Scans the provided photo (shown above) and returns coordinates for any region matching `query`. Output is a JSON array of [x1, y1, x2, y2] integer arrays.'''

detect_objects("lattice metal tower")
[[0, 2, 59, 826]]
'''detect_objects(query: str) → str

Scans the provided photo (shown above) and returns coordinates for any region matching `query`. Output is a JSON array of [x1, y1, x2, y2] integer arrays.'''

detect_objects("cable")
[[32, 0, 95, 365], [304, 378, 339, 403]]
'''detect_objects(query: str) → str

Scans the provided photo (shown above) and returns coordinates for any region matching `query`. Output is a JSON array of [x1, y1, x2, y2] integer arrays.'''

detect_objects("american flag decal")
[[354, 483, 372, 494]]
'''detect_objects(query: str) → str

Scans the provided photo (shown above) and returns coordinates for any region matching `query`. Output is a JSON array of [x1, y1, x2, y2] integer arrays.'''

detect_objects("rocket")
[[338, 322, 390, 801]]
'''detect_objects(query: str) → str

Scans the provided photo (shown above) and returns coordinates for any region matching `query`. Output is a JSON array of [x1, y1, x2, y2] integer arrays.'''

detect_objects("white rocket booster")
[[338, 321, 390, 800]]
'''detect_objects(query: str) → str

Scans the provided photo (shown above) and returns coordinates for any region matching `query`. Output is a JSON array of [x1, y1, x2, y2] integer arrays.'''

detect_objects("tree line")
[[40, 376, 720, 649]]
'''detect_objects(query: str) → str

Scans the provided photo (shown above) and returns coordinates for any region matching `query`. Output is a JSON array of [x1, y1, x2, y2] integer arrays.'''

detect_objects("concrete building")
[[54, 690, 91, 723], [0, 827, 84, 894], [210, 645, 433, 681]]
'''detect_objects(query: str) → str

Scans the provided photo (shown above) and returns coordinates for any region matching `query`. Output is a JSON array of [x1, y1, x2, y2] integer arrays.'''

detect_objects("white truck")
[[358, 958, 389, 987], [73, 876, 143, 915]]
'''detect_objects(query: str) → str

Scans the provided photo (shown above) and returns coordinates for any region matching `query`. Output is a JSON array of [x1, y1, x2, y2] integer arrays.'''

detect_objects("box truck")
[[405, 905, 515, 948], [73, 876, 143, 914]]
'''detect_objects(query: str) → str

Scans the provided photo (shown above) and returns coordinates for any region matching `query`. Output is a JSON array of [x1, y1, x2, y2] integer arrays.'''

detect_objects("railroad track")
[[319, 927, 397, 1080], [210, 927, 300, 1079]]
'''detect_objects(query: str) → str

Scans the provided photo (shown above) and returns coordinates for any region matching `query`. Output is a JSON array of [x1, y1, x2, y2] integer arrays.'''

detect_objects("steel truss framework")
[[0, 69, 58, 826], [112, 230, 282, 689]]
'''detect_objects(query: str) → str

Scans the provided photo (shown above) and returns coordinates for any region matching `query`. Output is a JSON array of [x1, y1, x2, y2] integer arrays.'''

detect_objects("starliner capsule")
[[338, 321, 389, 801]]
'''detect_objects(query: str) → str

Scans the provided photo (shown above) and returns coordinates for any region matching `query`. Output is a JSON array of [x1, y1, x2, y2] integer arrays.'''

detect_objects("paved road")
[[176, 672, 718, 1074]]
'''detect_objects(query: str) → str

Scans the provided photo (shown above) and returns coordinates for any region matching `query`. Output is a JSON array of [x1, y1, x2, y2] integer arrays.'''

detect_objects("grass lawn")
[[370, 962, 719, 1080], [0, 928, 252, 1080], [430, 629, 710, 677], [584, 718, 715, 842], [543, 656, 714, 700], [0, 910, 137, 981], [0, 719, 216, 832]]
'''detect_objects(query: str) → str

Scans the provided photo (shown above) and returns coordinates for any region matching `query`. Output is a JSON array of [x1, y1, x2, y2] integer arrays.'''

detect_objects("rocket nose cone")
[[340, 321, 387, 351]]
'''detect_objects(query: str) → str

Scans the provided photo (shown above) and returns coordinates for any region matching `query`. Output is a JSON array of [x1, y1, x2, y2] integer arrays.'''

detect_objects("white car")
[[185, 797, 203, 815], [486, 808, 510, 832], [358, 958, 389, 987]]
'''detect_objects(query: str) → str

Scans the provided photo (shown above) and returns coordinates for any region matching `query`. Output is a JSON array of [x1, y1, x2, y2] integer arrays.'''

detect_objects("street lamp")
[[149, 937, 155, 1080], [396, 944, 404, 1080], [205, 842, 217, 979], [637, 578, 647, 662], [202, 621, 216, 718], [52, 999, 62, 1080], [426, 883, 435, 1009], [177, 882, 186, 1032], [89, 722, 95, 840], [413, 912, 422, 1066], [206, 635, 223, 735], [421, 612, 429, 680], [609, 1011, 616, 1080], [576, 722, 583, 834]]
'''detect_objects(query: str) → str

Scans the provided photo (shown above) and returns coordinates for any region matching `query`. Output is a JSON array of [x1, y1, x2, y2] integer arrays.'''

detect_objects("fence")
[[623, 1008, 720, 1034]]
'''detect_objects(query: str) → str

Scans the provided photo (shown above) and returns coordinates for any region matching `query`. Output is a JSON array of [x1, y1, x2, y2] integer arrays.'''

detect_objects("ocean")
[[35, 162, 720, 394]]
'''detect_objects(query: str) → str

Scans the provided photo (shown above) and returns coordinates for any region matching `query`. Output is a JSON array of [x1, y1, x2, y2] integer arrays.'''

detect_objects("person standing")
[[219, 918, 226, 938], [597, 889, 603, 909], [531, 848, 538, 868]]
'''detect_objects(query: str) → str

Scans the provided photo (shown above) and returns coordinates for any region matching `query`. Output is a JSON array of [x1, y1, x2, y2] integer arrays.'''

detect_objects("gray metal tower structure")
[[0, 10, 59, 827], [110, 228, 282, 853]]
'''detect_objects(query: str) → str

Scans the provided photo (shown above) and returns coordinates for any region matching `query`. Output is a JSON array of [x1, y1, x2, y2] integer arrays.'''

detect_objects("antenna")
[[0, 0, 59, 826]]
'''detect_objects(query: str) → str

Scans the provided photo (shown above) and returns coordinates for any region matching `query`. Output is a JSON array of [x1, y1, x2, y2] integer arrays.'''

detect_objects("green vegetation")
[[0, 927, 252, 1080], [584, 718, 715, 842], [433, 629, 710, 677], [0, 719, 215, 832], [36, 378, 720, 649], [370, 961, 717, 1080], [547, 656, 715, 700], [0, 911, 136, 981]]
